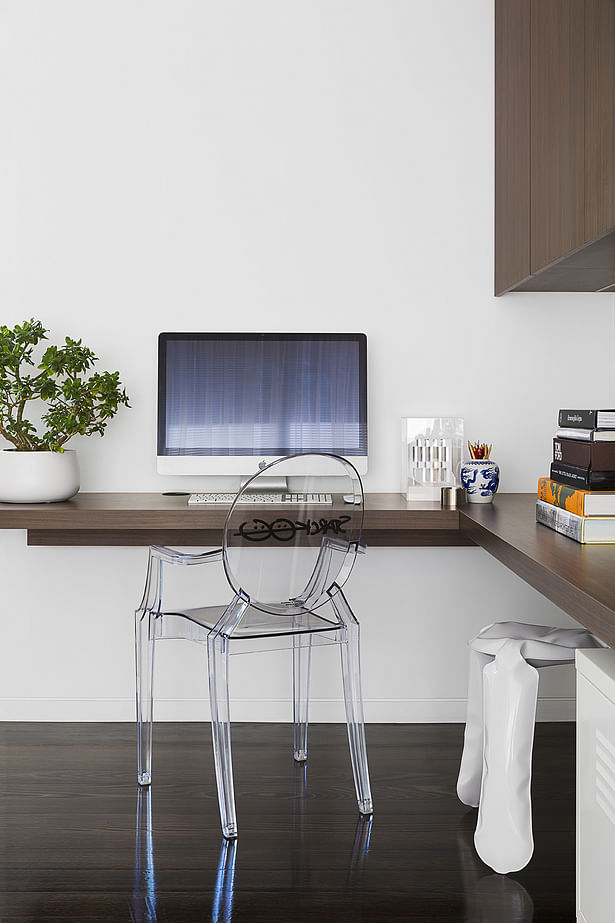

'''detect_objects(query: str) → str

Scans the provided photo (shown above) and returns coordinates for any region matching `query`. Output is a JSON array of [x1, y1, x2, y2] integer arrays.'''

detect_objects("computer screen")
[[157, 332, 368, 476]]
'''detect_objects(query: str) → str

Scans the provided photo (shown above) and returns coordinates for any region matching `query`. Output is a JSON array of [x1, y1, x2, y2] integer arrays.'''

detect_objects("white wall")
[[0, 0, 613, 722]]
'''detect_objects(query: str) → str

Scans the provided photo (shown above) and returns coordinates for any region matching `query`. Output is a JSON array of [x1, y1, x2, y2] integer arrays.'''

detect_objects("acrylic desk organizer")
[[401, 417, 464, 501]]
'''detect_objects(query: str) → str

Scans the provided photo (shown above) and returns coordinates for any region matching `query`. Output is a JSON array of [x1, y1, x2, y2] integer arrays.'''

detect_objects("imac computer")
[[157, 332, 368, 478]]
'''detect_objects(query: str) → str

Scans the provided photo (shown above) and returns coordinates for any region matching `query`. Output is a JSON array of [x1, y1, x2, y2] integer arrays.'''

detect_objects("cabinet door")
[[494, 0, 531, 295], [531, 0, 585, 273], [585, 0, 615, 242]]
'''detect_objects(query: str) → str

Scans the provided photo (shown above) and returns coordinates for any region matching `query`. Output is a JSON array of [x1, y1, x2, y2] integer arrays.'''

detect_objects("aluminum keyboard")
[[188, 492, 333, 506]]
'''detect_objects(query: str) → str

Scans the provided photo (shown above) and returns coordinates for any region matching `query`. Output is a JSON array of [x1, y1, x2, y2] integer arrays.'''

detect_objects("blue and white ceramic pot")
[[459, 459, 500, 504]]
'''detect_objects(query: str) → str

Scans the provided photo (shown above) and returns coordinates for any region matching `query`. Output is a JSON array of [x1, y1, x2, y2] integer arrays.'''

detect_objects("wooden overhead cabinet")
[[495, 0, 615, 294]]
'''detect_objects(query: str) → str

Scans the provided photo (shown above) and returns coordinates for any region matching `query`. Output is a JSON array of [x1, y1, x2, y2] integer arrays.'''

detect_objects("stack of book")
[[536, 409, 615, 543]]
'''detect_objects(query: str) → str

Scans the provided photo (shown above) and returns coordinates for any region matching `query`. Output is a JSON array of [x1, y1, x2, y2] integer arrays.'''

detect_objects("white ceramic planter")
[[0, 449, 80, 503]]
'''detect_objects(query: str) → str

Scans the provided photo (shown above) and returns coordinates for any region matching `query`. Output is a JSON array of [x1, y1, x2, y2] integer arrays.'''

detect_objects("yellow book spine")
[[537, 477, 586, 516]]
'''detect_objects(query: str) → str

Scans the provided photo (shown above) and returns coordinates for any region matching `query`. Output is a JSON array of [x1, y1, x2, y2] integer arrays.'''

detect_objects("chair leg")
[[293, 632, 312, 762], [332, 591, 373, 816], [135, 609, 155, 786], [208, 632, 237, 839], [474, 640, 539, 874], [457, 646, 493, 808]]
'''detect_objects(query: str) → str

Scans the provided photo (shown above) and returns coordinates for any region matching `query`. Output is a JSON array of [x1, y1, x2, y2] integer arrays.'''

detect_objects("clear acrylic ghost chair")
[[135, 453, 373, 839], [456, 620, 605, 874]]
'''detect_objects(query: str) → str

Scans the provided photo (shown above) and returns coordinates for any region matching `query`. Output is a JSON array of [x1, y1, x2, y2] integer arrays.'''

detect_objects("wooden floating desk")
[[0, 492, 472, 549], [460, 495, 615, 648], [1, 491, 614, 646]]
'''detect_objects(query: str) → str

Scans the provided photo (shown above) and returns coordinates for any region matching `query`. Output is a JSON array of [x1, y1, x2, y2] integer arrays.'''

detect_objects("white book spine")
[[556, 428, 592, 441], [536, 500, 583, 542]]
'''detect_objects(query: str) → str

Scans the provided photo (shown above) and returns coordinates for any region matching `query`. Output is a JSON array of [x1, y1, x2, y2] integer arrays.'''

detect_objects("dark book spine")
[[550, 463, 590, 488], [550, 462, 615, 490], [553, 438, 591, 468], [587, 470, 615, 489], [558, 409, 597, 429], [589, 442, 615, 468]]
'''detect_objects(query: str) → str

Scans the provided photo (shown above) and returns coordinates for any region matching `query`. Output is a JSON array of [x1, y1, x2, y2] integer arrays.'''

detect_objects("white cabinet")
[[576, 649, 615, 923]]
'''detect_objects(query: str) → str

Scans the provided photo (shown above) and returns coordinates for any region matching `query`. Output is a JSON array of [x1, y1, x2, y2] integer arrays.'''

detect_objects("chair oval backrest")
[[223, 453, 364, 615]]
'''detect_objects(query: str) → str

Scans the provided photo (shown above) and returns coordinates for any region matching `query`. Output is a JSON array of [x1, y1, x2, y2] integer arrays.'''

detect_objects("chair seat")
[[161, 604, 341, 639]]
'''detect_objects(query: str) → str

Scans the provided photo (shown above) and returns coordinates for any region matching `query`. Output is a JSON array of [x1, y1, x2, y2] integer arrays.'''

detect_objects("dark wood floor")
[[0, 722, 576, 922]]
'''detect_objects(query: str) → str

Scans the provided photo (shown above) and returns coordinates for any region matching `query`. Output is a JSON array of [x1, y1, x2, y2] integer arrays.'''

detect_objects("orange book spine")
[[537, 477, 586, 516]]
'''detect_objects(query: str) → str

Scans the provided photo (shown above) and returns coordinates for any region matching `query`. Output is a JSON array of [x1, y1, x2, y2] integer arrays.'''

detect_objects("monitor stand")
[[240, 474, 288, 493]]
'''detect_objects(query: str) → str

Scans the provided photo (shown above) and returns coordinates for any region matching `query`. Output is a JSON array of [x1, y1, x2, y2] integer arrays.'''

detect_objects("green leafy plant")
[[0, 319, 130, 452]]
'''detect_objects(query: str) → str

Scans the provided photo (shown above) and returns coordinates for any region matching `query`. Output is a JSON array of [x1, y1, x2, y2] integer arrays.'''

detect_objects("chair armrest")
[[149, 545, 223, 566], [137, 545, 223, 614]]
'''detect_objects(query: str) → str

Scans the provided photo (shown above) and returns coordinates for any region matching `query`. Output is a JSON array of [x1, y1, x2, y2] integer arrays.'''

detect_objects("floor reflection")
[[291, 760, 373, 895], [211, 838, 237, 923], [290, 761, 310, 889], [133, 788, 158, 923], [132, 788, 238, 923], [347, 815, 373, 889], [457, 820, 535, 923], [131, 773, 372, 922]]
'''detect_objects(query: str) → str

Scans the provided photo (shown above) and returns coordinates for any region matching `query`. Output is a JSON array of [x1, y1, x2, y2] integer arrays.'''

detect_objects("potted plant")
[[0, 318, 130, 502]]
